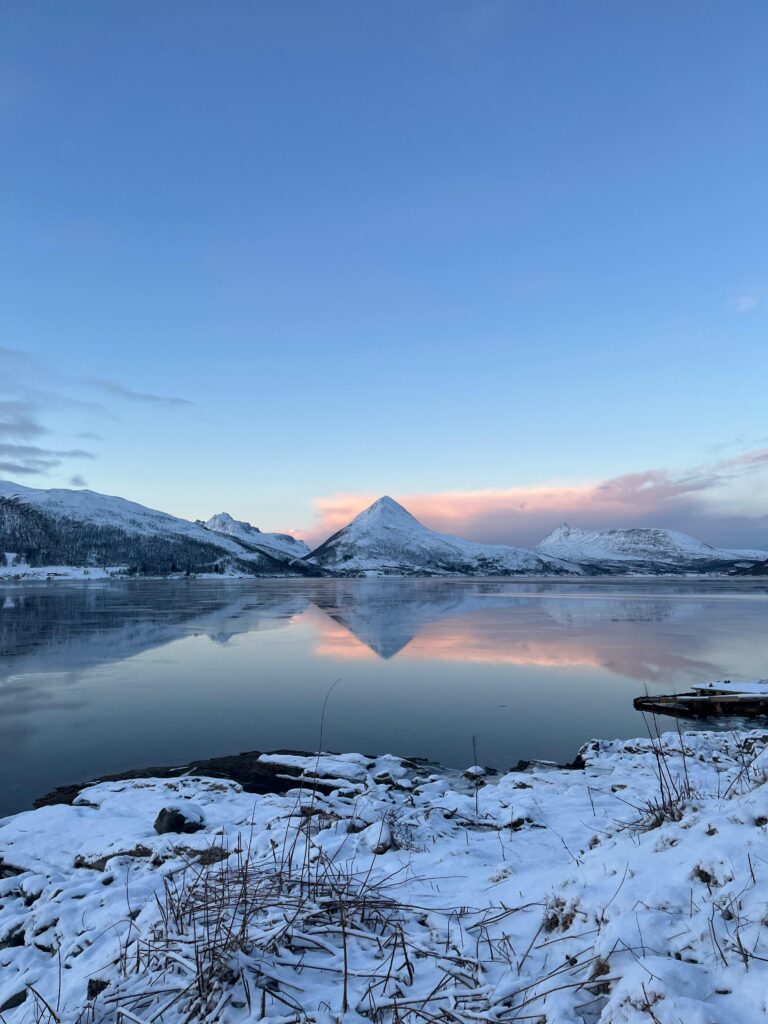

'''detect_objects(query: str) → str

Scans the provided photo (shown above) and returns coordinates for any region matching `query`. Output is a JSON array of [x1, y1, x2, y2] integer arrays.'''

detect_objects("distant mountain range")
[[0, 480, 322, 579], [536, 523, 768, 575], [308, 495, 570, 576], [1, 480, 766, 579]]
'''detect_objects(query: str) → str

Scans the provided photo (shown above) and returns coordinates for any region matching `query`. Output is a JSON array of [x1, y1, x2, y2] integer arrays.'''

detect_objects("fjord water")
[[1, 578, 767, 816]]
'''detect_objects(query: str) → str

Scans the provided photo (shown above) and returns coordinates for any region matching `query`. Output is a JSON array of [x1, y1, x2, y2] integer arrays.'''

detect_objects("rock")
[[0, 990, 26, 1013], [74, 845, 152, 871], [174, 845, 229, 865], [359, 821, 393, 854], [87, 978, 110, 1000], [0, 925, 26, 950], [33, 748, 332, 809], [154, 805, 205, 835], [0, 860, 26, 879]]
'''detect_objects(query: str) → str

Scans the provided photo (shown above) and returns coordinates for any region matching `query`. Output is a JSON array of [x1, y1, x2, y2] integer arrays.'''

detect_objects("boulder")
[[153, 804, 205, 835]]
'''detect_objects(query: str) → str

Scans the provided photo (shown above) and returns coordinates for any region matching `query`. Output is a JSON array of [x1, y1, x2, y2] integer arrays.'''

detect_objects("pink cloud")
[[299, 448, 768, 550]]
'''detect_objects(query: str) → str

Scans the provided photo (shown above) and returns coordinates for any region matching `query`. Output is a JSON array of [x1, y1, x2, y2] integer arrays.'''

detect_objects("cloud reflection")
[[307, 586, 736, 682]]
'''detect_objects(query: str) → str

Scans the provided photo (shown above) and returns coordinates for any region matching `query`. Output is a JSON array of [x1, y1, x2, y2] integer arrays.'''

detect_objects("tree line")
[[0, 497, 248, 575]]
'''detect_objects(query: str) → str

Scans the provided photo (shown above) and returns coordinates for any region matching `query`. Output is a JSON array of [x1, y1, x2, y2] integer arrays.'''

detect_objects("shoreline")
[[29, 746, 587, 814], [3, 572, 767, 586], [2, 729, 768, 1021]]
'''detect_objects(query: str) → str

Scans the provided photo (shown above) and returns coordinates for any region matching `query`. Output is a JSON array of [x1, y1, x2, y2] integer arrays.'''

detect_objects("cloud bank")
[[303, 448, 768, 550]]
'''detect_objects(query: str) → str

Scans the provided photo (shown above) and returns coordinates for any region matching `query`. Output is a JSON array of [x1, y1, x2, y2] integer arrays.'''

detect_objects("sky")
[[1, 1, 767, 549]]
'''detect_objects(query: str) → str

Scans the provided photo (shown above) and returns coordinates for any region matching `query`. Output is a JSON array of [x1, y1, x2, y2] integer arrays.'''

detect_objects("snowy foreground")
[[2, 733, 768, 1023]]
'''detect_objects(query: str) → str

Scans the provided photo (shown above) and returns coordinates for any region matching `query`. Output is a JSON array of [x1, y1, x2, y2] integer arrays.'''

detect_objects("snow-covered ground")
[[0, 561, 276, 582], [0, 559, 119, 581], [2, 730, 768, 1022]]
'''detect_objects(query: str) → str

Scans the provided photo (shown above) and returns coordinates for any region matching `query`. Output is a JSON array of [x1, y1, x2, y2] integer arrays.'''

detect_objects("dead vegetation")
[[68, 803, 620, 1024], [5, 731, 768, 1024]]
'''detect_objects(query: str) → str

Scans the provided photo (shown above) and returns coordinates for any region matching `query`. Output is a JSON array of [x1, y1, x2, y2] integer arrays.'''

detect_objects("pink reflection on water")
[[308, 604, 720, 682]]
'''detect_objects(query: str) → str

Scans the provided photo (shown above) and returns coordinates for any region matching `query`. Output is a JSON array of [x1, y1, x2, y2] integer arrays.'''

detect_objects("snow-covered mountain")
[[537, 523, 768, 570], [3, 480, 766, 580], [203, 512, 310, 559], [308, 496, 571, 576], [0, 480, 322, 577]]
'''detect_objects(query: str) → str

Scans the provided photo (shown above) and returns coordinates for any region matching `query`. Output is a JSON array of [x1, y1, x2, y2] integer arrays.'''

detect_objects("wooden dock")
[[634, 680, 768, 719]]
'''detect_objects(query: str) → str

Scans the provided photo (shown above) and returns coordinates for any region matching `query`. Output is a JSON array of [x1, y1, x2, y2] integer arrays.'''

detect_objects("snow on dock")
[[635, 679, 768, 718], [691, 679, 768, 695]]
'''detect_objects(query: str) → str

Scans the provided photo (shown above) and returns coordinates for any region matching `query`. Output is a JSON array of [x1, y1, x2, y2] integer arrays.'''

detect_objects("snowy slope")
[[4, 480, 766, 579], [0, 479, 213, 539], [0, 480, 320, 577], [203, 512, 310, 558], [3, 732, 768, 1024], [537, 522, 768, 566], [309, 496, 571, 576]]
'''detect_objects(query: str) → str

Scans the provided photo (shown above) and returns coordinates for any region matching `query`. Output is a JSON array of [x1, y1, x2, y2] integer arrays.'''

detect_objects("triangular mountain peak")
[[353, 495, 419, 524]]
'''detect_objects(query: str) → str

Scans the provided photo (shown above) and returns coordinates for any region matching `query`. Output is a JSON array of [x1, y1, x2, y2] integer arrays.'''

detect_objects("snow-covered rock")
[[203, 511, 310, 558], [153, 804, 206, 834], [308, 496, 572, 576]]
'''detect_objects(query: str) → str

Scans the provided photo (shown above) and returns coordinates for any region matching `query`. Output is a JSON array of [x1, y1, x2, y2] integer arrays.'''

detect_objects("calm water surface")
[[2, 578, 767, 815]]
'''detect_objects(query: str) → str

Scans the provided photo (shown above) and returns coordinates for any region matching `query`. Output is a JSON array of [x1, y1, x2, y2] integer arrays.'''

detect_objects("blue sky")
[[1, 1, 766, 546]]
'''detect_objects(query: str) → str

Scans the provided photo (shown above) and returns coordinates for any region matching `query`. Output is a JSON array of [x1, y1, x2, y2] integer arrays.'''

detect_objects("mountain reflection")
[[2, 577, 767, 817], [0, 582, 309, 678], [306, 582, 718, 680], [1, 578, 763, 686]]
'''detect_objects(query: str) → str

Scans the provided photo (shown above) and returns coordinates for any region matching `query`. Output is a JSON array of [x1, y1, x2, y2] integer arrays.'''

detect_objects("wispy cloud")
[[0, 350, 101, 478], [706, 435, 745, 454], [303, 447, 768, 550], [731, 294, 760, 313], [0, 462, 50, 476], [0, 444, 93, 459], [0, 400, 49, 440], [85, 378, 194, 408], [0, 347, 193, 484], [69, 475, 88, 488], [0, 442, 95, 476]]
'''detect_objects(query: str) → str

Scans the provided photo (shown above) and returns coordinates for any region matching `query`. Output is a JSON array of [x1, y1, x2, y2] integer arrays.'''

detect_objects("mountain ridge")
[[0, 480, 322, 578], [537, 522, 768, 566], [202, 512, 311, 559], [1, 480, 766, 579], [308, 495, 574, 576]]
